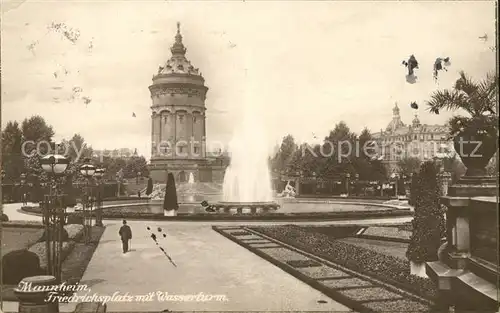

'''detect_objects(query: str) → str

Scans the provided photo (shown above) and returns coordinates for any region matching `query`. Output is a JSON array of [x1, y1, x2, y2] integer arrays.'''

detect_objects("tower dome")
[[386, 103, 406, 132], [156, 22, 201, 76], [412, 114, 421, 128]]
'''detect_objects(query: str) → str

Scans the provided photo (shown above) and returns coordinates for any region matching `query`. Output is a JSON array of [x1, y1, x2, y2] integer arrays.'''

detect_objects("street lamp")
[[93, 168, 105, 227], [346, 173, 351, 197], [355, 173, 360, 196], [20, 173, 27, 204], [80, 160, 96, 244], [40, 154, 70, 283], [1, 170, 5, 202]]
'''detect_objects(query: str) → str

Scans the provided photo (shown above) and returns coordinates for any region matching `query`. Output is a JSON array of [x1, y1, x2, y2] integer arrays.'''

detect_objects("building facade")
[[372, 103, 453, 174], [148, 23, 227, 183]]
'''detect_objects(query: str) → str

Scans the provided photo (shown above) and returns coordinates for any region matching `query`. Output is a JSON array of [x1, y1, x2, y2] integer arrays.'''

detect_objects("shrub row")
[[28, 241, 76, 270], [38, 224, 84, 242], [1, 220, 44, 228], [22, 205, 412, 221], [250, 225, 437, 301], [296, 195, 391, 200]]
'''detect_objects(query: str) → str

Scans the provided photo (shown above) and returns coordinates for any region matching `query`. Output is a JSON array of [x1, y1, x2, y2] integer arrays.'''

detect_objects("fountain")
[[213, 100, 279, 214], [185, 173, 195, 202]]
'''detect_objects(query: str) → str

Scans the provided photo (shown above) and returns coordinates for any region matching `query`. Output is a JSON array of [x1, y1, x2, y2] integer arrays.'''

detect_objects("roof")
[[156, 23, 201, 76]]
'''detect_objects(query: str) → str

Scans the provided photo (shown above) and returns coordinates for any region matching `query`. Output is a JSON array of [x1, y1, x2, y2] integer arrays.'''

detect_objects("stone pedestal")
[[164, 209, 177, 216], [14, 275, 59, 313], [426, 175, 499, 311]]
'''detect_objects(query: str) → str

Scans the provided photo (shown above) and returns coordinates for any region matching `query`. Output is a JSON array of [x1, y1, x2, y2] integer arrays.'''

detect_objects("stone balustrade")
[[426, 175, 499, 312]]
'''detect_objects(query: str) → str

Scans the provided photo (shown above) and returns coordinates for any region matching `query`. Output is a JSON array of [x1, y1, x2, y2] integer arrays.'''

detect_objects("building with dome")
[[372, 103, 453, 173], [148, 23, 228, 183]]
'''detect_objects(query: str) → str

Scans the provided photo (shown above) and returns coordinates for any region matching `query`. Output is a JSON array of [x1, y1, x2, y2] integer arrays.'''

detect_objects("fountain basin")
[[213, 201, 280, 214]]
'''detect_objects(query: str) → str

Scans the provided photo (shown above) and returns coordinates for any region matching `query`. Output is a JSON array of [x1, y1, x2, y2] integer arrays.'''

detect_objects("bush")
[[1, 249, 43, 284], [250, 225, 437, 301], [164, 173, 179, 211], [1, 213, 9, 222], [146, 178, 153, 195], [409, 173, 419, 206], [407, 161, 446, 263], [28, 241, 76, 270], [38, 227, 69, 242], [65, 224, 84, 240]]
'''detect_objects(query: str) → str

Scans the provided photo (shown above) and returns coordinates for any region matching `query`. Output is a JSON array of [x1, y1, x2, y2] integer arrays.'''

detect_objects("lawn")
[[1, 227, 43, 257], [338, 237, 408, 260], [1, 226, 106, 301]]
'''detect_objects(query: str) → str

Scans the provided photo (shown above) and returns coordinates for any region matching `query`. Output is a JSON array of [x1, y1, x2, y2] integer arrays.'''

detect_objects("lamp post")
[[93, 168, 105, 227], [355, 173, 360, 196], [1, 170, 5, 203], [40, 154, 70, 283], [346, 173, 351, 197], [80, 160, 96, 244], [20, 173, 27, 204]]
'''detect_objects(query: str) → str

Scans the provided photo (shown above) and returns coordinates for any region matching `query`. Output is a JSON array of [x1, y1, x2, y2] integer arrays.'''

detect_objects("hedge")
[[1, 249, 43, 284], [250, 225, 438, 301], [28, 241, 76, 270], [1, 220, 44, 228], [38, 228, 70, 242], [1, 213, 9, 222]]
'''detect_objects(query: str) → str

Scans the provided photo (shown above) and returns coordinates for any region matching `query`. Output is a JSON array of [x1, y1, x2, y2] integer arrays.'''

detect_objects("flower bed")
[[229, 231, 251, 236], [361, 226, 411, 241], [28, 241, 76, 270], [250, 225, 437, 301], [302, 226, 362, 239], [65, 224, 85, 241], [286, 259, 321, 268]]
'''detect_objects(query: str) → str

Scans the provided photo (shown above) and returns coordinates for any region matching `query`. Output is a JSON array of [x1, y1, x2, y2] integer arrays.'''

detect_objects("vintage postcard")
[[1, 0, 498, 312]]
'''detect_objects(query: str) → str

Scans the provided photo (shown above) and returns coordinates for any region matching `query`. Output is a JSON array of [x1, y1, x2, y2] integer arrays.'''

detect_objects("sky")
[[1, 0, 496, 160]]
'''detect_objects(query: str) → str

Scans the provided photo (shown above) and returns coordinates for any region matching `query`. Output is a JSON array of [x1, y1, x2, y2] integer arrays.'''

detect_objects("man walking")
[[119, 220, 132, 253]]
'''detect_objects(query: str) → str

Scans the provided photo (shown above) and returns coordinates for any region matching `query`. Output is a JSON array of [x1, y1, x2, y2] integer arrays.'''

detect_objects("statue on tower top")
[[171, 22, 186, 55]]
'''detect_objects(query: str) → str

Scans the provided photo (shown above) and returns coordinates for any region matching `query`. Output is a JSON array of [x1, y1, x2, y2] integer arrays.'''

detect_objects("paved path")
[[2, 202, 411, 311], [1, 203, 42, 221], [75, 217, 411, 312]]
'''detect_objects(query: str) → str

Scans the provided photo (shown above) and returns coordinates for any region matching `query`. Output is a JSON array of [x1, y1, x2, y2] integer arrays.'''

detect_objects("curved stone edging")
[[20, 204, 413, 222]]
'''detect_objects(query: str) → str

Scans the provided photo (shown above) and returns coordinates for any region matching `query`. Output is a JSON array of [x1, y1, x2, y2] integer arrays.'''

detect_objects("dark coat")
[[119, 225, 132, 240]]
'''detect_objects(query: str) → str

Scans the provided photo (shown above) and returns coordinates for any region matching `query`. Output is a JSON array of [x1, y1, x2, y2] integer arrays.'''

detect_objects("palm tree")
[[426, 71, 497, 118], [426, 71, 498, 176]]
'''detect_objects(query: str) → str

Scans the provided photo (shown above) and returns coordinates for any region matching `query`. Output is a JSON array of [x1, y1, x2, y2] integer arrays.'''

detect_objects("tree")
[[271, 135, 298, 173], [1, 121, 24, 180], [20, 116, 55, 184], [406, 161, 446, 263], [426, 71, 498, 175], [21, 116, 55, 146], [397, 156, 422, 177], [123, 156, 149, 178], [65, 134, 93, 162], [146, 177, 153, 195], [321, 122, 357, 177], [163, 173, 178, 211]]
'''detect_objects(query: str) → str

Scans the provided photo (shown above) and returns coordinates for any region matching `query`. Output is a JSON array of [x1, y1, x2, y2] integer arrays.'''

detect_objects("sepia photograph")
[[1, 0, 498, 312]]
